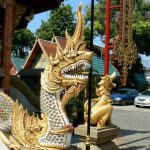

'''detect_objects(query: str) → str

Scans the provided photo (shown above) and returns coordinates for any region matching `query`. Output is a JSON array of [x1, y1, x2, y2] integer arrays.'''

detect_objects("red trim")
[[104, 0, 111, 75], [109, 45, 114, 49], [110, 5, 120, 9]]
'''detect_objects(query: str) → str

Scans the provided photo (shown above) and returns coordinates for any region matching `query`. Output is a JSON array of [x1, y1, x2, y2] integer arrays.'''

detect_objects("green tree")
[[133, 0, 150, 55], [12, 29, 35, 58], [36, 4, 75, 40], [133, 21, 150, 55], [84, 0, 119, 42]]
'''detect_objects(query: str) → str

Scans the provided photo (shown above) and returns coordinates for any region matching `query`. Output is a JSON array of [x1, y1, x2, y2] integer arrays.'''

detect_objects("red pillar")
[[104, 0, 111, 75], [1, 0, 16, 94]]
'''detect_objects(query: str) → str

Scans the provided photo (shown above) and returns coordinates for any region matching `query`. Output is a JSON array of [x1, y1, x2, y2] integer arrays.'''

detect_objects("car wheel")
[[121, 100, 126, 106], [135, 105, 140, 107]]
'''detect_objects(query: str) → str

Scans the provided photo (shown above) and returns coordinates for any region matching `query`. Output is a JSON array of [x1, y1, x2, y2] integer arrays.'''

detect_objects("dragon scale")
[[38, 87, 72, 148]]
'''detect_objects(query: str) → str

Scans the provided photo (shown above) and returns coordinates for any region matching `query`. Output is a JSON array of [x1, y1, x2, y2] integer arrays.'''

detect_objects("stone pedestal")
[[74, 125, 119, 144], [72, 125, 120, 150]]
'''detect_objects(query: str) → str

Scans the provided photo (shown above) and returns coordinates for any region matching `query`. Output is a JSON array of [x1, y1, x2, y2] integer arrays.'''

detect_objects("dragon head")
[[41, 4, 92, 95]]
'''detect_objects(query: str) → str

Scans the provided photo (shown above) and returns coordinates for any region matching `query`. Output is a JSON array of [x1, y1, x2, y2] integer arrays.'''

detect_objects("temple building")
[[0, 0, 64, 93]]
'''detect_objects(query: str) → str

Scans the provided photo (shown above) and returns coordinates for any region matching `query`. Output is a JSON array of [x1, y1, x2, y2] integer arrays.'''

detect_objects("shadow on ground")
[[118, 128, 150, 137], [70, 141, 120, 150], [114, 129, 150, 150], [121, 146, 150, 150]]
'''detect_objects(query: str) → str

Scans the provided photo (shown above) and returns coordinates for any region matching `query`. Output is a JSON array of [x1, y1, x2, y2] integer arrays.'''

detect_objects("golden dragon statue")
[[84, 72, 116, 128], [0, 4, 92, 150]]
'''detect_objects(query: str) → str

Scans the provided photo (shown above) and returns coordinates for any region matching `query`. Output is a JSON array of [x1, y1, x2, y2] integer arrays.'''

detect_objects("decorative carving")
[[15, 4, 28, 27], [84, 72, 116, 128], [0, 0, 28, 28], [6, 0, 16, 6], [0, 0, 5, 8], [0, 4, 93, 149], [113, 0, 137, 85], [0, 0, 16, 8]]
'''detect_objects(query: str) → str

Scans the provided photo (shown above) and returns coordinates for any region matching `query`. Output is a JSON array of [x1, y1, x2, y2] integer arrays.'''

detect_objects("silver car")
[[134, 89, 150, 107]]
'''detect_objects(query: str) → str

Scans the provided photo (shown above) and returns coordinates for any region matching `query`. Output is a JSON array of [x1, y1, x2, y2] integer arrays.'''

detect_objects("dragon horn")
[[72, 3, 84, 44], [64, 29, 71, 54], [55, 36, 63, 53], [50, 54, 53, 61], [65, 28, 70, 40], [56, 46, 62, 57]]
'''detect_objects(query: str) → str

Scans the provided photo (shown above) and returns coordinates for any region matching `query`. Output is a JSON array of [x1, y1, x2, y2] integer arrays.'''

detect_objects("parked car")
[[134, 89, 150, 107], [111, 88, 139, 105]]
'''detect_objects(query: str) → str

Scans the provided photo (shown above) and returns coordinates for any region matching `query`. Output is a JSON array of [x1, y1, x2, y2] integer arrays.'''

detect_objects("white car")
[[134, 89, 150, 107]]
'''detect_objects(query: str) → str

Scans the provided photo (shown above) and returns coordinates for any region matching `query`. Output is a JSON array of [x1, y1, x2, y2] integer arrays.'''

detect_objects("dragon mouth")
[[61, 60, 91, 80]]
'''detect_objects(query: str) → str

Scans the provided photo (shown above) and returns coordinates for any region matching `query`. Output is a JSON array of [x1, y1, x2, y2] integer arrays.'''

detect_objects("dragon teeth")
[[63, 74, 88, 79], [61, 60, 91, 74]]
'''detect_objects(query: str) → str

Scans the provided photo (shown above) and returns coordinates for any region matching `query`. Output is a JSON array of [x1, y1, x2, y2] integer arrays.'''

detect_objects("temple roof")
[[92, 55, 120, 76], [11, 56, 26, 72], [23, 38, 57, 69], [22, 37, 120, 76], [23, 37, 104, 69]]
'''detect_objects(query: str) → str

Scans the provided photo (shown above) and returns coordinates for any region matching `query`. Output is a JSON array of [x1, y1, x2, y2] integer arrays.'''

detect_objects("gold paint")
[[85, 135, 90, 146], [0, 3, 93, 149], [84, 72, 116, 128]]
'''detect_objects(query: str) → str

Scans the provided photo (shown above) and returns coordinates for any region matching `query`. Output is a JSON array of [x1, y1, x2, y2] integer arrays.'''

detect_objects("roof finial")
[[51, 33, 55, 42]]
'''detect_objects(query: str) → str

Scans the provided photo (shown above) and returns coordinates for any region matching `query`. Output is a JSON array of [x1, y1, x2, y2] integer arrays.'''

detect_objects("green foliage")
[[133, 21, 150, 56], [36, 4, 75, 40], [132, 0, 150, 55], [127, 56, 145, 90], [65, 92, 85, 126], [12, 29, 35, 58], [84, 0, 120, 44]]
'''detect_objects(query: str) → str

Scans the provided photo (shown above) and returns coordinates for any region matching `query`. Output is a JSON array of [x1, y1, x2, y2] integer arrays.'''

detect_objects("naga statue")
[[84, 72, 116, 128], [0, 4, 92, 150]]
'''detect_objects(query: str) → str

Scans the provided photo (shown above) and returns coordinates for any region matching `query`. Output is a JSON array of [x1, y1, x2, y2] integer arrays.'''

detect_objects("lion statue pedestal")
[[74, 125, 119, 145]]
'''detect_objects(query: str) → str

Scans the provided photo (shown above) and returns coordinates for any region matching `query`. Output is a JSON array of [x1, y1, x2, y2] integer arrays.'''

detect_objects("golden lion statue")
[[84, 72, 116, 128]]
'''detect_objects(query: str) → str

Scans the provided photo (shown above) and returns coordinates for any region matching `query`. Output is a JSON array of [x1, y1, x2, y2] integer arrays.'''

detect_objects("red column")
[[104, 0, 111, 75], [1, 0, 16, 94]]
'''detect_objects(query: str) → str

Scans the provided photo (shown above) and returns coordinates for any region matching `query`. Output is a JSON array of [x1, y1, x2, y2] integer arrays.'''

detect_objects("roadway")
[[112, 105, 150, 150]]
